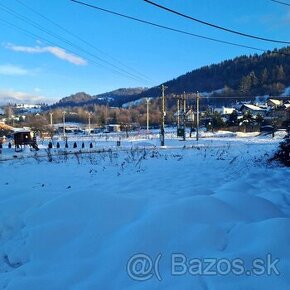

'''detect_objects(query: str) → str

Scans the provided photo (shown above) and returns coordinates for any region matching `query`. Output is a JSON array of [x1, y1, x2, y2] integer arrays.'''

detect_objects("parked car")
[[260, 125, 274, 133]]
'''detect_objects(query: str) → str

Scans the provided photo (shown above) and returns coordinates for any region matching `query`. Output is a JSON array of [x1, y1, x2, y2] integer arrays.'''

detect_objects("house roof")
[[242, 104, 265, 111], [268, 99, 282, 105], [0, 122, 13, 131], [12, 127, 31, 133]]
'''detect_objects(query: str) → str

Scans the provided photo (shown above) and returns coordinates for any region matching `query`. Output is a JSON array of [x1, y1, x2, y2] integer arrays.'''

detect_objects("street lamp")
[[160, 84, 167, 146], [88, 112, 92, 135], [146, 98, 150, 135], [62, 111, 66, 137], [49, 112, 53, 127], [196, 91, 200, 141]]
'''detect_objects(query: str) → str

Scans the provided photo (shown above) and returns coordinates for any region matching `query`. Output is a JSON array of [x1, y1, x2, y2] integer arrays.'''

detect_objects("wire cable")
[[144, 0, 290, 44], [269, 0, 290, 7], [0, 2, 149, 83], [15, 0, 152, 82], [0, 16, 147, 83], [70, 0, 270, 53]]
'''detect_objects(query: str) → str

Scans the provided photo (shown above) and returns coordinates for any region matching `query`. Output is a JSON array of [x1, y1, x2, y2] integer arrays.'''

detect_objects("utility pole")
[[160, 84, 167, 146], [62, 111, 66, 137], [146, 98, 150, 135], [177, 97, 180, 128], [196, 91, 200, 141], [105, 100, 109, 126], [183, 92, 186, 141], [49, 112, 53, 127], [183, 91, 186, 113], [88, 112, 92, 135]]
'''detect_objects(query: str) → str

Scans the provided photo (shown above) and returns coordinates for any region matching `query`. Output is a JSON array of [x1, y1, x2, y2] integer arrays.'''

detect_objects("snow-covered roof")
[[12, 128, 31, 133], [268, 99, 282, 105], [0, 122, 13, 131], [242, 104, 265, 111]]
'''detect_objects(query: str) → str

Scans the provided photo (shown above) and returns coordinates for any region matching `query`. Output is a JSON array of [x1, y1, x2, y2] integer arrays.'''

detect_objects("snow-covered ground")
[[0, 131, 289, 290]]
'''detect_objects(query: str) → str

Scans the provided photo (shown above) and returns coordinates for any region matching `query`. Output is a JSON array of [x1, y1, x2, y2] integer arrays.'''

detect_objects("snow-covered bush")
[[271, 134, 290, 166]]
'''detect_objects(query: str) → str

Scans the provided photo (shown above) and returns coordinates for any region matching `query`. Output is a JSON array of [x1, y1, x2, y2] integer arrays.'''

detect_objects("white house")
[[241, 104, 267, 116], [267, 99, 283, 108], [105, 124, 121, 132], [214, 107, 235, 115]]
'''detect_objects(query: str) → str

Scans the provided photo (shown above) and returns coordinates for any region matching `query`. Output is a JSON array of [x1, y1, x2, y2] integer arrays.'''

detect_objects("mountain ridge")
[[51, 46, 290, 109]]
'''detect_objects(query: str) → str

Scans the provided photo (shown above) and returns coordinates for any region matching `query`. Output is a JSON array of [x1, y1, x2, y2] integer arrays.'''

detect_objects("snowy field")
[[0, 131, 290, 290]]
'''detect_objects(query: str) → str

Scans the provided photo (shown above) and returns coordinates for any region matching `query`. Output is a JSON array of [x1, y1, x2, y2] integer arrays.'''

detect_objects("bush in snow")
[[271, 134, 290, 166]]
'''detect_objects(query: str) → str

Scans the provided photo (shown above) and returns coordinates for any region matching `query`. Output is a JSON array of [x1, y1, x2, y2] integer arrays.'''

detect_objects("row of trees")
[[131, 47, 290, 106]]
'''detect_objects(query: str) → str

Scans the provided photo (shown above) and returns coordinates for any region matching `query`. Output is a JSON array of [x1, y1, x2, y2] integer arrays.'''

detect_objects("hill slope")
[[52, 46, 290, 108], [52, 88, 147, 109], [139, 46, 290, 100]]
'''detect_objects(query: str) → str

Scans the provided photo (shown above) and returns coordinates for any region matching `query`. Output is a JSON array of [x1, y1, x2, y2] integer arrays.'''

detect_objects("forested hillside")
[[139, 46, 290, 100], [51, 88, 147, 108], [52, 46, 290, 109]]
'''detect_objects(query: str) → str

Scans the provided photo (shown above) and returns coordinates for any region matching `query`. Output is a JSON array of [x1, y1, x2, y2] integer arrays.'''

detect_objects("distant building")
[[174, 109, 195, 122], [15, 104, 41, 109], [15, 104, 42, 114], [267, 99, 283, 108], [105, 124, 121, 132], [185, 109, 195, 122], [214, 107, 235, 115], [241, 104, 267, 117], [235, 101, 251, 111]]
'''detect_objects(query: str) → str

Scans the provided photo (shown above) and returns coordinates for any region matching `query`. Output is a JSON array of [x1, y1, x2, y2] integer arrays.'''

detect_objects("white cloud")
[[0, 64, 29, 76], [5, 43, 87, 66], [0, 89, 54, 105]]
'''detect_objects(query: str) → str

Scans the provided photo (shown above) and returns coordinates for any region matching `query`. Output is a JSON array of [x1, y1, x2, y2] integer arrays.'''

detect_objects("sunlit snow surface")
[[0, 131, 289, 290]]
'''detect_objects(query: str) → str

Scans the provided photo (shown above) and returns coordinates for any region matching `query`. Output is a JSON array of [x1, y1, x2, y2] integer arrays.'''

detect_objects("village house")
[[214, 106, 235, 115], [241, 104, 267, 117], [267, 99, 283, 108]]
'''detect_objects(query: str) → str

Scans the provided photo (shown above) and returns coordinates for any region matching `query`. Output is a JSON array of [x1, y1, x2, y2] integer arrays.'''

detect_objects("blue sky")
[[0, 0, 289, 104]]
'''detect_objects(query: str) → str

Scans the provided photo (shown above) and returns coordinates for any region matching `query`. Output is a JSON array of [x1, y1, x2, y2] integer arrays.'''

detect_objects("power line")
[[199, 96, 265, 99], [14, 0, 152, 82], [0, 2, 148, 83], [70, 0, 269, 53], [0, 2, 149, 83], [144, 0, 290, 44], [0, 16, 147, 83], [167, 94, 273, 99], [269, 0, 290, 7]]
